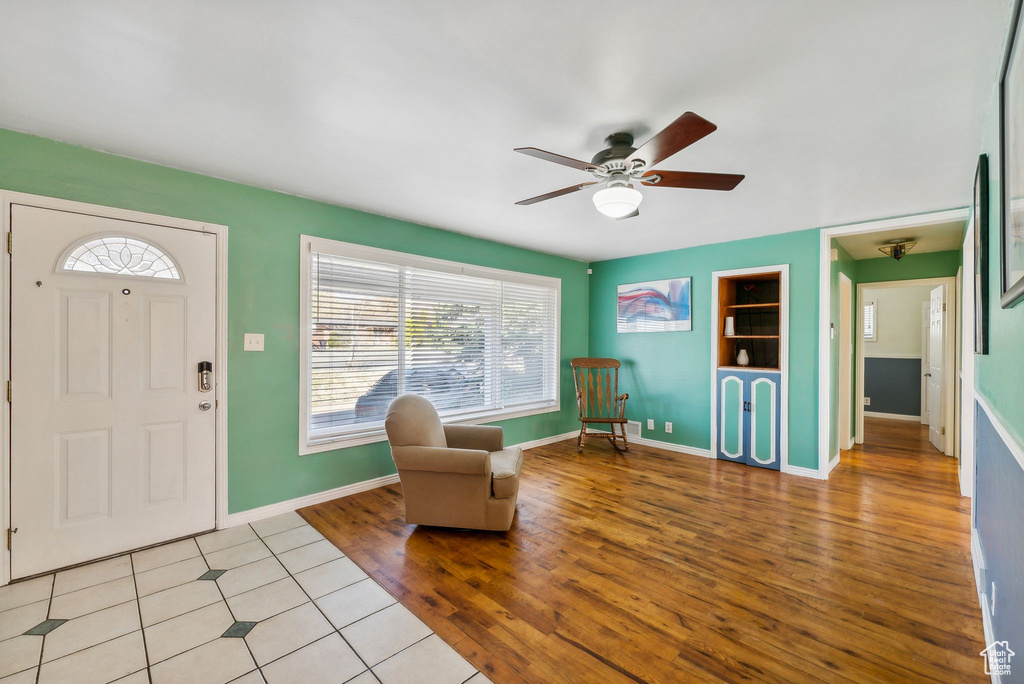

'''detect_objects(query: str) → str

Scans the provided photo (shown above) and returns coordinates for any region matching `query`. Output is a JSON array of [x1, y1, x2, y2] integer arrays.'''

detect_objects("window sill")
[[299, 402, 560, 455]]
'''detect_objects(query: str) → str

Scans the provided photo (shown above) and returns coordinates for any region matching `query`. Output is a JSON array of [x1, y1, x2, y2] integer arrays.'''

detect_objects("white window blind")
[[303, 239, 559, 449], [863, 301, 876, 341]]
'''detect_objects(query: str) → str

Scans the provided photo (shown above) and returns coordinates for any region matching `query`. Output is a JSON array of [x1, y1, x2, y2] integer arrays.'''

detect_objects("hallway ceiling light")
[[878, 238, 917, 261]]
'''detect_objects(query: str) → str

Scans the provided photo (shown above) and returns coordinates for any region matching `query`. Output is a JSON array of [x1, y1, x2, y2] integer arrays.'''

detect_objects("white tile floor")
[[0, 512, 490, 684]]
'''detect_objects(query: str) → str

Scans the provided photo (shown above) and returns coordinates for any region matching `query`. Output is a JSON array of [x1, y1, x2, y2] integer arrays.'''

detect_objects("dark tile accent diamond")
[[222, 621, 257, 638], [24, 619, 67, 636], [198, 569, 226, 581]]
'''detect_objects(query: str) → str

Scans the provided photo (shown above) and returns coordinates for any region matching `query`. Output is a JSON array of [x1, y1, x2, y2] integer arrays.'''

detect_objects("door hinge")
[[6, 232, 11, 254], [6, 381, 9, 403], [6, 528, 15, 550], [941, 426, 945, 435], [942, 303, 946, 312]]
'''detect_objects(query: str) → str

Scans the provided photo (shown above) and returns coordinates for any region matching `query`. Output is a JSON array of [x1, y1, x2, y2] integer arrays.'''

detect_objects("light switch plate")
[[244, 333, 265, 352], [646, 419, 654, 431]]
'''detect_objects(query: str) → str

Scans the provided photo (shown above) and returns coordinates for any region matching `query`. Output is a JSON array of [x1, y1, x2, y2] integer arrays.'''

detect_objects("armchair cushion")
[[490, 447, 523, 499]]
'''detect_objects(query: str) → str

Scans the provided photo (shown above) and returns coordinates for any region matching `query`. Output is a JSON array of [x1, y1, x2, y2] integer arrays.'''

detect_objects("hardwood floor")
[[301, 418, 984, 683]]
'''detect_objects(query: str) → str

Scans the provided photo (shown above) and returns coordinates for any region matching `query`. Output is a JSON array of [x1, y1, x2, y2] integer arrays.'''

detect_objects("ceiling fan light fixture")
[[878, 238, 917, 261], [592, 184, 643, 218]]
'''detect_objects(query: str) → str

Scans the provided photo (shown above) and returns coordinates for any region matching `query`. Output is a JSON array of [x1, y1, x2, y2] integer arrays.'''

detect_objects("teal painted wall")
[[587, 229, 820, 469], [972, 0, 1024, 652], [0, 128, 589, 513], [976, 102, 1024, 439]]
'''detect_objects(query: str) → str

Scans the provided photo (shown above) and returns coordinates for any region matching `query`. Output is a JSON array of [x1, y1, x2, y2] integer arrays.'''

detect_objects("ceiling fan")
[[514, 112, 744, 219]]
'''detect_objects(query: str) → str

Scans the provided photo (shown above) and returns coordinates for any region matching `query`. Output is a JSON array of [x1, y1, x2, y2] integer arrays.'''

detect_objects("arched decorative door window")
[[59, 235, 182, 279]]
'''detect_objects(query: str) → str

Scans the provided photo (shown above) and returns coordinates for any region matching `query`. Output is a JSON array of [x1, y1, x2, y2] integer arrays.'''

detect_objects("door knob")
[[199, 401, 212, 411]]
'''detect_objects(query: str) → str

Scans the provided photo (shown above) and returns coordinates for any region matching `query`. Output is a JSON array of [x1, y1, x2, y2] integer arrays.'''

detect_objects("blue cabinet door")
[[717, 372, 745, 462], [716, 369, 781, 470], [746, 373, 781, 470]]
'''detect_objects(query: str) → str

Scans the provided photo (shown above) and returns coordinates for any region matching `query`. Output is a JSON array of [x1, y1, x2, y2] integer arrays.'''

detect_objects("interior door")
[[927, 285, 945, 452], [10, 204, 217, 578], [838, 275, 852, 450]]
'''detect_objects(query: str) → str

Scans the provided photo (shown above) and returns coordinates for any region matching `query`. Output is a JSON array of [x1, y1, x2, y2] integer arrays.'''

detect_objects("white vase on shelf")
[[724, 317, 735, 337], [736, 348, 750, 367]]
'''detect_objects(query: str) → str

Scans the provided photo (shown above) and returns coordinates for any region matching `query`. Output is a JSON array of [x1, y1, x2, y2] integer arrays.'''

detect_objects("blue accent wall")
[[863, 357, 921, 416], [975, 402, 1024, 672]]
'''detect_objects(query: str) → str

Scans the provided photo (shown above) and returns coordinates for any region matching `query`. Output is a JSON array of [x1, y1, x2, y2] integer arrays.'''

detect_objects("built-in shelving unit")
[[711, 266, 789, 471], [716, 271, 781, 370]]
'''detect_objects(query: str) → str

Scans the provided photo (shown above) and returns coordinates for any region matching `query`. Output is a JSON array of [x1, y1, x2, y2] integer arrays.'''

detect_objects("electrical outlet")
[[863, 397, 871, 406], [646, 419, 654, 431], [243, 333, 265, 352], [665, 422, 672, 434]]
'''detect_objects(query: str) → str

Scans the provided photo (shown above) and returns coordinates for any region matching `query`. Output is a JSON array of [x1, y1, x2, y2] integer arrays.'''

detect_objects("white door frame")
[[855, 277, 956, 453], [709, 264, 790, 473], [959, 216, 976, 498], [837, 272, 854, 452], [817, 208, 967, 478], [0, 190, 229, 586]]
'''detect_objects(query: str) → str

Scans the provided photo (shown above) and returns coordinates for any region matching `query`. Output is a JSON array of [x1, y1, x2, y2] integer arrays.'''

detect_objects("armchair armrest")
[[443, 424, 504, 453], [390, 445, 491, 475]]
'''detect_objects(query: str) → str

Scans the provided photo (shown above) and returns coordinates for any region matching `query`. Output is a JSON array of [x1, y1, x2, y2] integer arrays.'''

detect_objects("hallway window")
[[863, 300, 877, 341]]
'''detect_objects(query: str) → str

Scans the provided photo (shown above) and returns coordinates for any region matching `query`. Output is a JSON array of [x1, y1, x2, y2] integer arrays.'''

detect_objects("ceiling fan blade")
[[515, 182, 597, 206], [627, 112, 718, 168], [615, 209, 640, 220], [514, 147, 603, 172], [640, 170, 744, 191]]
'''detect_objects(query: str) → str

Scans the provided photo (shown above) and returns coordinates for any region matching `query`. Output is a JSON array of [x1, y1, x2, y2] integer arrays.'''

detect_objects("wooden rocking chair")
[[571, 358, 630, 452]]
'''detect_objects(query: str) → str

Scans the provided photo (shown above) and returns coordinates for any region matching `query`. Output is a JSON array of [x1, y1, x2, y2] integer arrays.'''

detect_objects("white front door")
[[10, 205, 217, 578], [927, 285, 945, 453]]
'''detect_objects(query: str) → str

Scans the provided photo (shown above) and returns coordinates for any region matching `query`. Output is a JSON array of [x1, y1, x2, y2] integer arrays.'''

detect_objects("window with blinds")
[[301, 237, 560, 450], [863, 301, 877, 341]]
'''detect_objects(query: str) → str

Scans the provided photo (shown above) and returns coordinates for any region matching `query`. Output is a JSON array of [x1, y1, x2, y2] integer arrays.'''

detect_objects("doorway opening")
[[818, 209, 970, 485]]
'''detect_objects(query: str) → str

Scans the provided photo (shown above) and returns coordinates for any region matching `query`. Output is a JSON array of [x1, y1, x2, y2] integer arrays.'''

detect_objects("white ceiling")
[[0, 1, 1010, 261], [837, 220, 966, 260]]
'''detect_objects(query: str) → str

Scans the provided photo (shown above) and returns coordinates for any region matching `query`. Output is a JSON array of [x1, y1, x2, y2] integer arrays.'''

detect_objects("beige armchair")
[[384, 394, 523, 531]]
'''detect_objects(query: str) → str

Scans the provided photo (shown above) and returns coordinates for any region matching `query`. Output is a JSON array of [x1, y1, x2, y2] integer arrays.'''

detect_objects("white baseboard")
[[514, 431, 578, 450], [223, 430, 579, 529], [827, 454, 840, 476], [224, 473, 402, 528], [631, 435, 714, 459], [864, 411, 922, 422], [783, 464, 825, 480]]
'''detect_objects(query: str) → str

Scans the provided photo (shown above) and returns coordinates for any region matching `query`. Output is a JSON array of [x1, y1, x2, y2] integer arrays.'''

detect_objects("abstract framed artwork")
[[999, 0, 1024, 307], [974, 154, 989, 354], [617, 278, 691, 333]]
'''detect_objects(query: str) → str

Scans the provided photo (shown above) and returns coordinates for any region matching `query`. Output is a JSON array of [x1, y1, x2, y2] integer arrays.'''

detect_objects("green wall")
[[855, 250, 962, 283], [0, 128, 589, 513], [826, 246, 961, 457], [976, 103, 1024, 439], [587, 229, 820, 469]]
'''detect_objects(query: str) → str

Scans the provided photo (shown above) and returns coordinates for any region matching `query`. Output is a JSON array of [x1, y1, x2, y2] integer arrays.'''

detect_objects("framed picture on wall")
[[617, 278, 691, 333], [999, 0, 1024, 307], [975, 154, 989, 354]]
